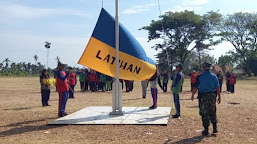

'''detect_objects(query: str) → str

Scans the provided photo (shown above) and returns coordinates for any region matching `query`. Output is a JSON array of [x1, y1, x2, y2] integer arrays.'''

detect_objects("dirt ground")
[[0, 77, 256, 144]]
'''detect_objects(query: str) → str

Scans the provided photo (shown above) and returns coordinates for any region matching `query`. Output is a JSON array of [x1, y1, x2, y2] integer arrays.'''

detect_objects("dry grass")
[[0, 77, 256, 144]]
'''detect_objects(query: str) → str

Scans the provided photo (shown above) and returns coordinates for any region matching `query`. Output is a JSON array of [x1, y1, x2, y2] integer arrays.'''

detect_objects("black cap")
[[202, 61, 211, 69], [68, 67, 73, 70]]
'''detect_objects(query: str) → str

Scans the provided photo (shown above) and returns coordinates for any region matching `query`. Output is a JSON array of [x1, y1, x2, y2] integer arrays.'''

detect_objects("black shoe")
[[59, 112, 68, 117], [46, 104, 51, 106], [213, 123, 218, 133], [149, 105, 157, 109], [202, 127, 209, 136], [142, 97, 146, 99], [172, 115, 180, 118]]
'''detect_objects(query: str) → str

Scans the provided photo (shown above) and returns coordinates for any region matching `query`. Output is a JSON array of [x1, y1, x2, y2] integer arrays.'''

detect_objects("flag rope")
[[157, 0, 174, 117]]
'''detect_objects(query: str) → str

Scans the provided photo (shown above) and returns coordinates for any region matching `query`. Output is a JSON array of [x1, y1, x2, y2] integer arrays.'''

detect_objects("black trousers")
[[41, 89, 50, 106], [80, 81, 85, 91], [84, 80, 89, 91]]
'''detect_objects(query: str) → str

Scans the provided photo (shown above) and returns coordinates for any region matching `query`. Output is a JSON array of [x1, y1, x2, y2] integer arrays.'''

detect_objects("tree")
[[141, 10, 221, 66], [34, 55, 38, 65], [3, 58, 10, 69], [219, 12, 257, 76]]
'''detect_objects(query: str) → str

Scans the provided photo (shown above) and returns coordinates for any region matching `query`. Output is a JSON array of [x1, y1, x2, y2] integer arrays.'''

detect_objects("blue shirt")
[[195, 71, 220, 93]]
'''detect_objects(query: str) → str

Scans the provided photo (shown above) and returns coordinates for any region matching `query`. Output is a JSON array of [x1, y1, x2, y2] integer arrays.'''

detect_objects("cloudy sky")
[[1, 0, 256, 68]]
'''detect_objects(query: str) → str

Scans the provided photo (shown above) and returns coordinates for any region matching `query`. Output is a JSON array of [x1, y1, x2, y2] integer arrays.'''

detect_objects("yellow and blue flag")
[[78, 8, 156, 81]]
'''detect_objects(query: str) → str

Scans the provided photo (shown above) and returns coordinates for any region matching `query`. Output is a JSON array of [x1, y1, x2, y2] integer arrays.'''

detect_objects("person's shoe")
[[46, 104, 51, 106], [59, 112, 68, 117], [202, 127, 209, 136], [213, 123, 218, 133], [172, 115, 180, 118], [149, 105, 157, 109], [142, 97, 146, 99]]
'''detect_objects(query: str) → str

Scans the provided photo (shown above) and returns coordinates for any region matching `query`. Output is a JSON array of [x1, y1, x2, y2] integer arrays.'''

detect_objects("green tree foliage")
[[219, 12, 257, 76], [217, 55, 234, 72], [141, 10, 221, 66]]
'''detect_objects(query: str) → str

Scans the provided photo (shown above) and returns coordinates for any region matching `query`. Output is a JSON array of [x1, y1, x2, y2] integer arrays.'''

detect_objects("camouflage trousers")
[[198, 92, 218, 127]]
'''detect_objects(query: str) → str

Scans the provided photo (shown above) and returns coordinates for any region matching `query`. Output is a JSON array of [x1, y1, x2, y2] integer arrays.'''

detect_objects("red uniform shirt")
[[56, 71, 69, 93], [191, 73, 198, 84], [90, 72, 96, 81], [230, 75, 236, 84], [68, 73, 76, 85]]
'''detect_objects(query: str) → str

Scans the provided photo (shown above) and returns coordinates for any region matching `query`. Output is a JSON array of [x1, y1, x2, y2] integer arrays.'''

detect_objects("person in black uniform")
[[191, 62, 221, 136]]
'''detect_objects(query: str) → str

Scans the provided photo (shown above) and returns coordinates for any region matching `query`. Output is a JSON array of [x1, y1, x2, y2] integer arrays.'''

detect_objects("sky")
[[1, 0, 257, 68]]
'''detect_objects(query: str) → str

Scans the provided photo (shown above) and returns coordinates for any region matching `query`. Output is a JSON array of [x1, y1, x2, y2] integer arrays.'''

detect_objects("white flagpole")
[[110, 0, 123, 115]]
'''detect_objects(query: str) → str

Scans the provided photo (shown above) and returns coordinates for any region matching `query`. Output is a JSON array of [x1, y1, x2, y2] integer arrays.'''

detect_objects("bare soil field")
[[0, 77, 256, 144]]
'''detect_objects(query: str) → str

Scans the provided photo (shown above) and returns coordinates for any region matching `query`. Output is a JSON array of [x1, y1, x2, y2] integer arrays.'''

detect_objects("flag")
[[78, 8, 156, 81]]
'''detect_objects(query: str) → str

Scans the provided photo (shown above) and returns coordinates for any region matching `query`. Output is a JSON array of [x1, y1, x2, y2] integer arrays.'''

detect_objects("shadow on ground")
[[0, 118, 64, 137]]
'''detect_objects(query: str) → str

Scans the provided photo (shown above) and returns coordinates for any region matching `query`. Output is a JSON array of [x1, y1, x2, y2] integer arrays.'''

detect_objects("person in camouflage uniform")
[[191, 62, 221, 136]]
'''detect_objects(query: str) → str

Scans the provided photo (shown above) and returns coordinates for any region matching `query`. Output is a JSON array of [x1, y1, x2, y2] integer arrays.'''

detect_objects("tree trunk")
[[246, 62, 252, 77]]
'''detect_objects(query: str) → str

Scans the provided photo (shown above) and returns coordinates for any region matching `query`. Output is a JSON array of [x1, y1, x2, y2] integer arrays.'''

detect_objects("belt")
[[199, 91, 216, 95]]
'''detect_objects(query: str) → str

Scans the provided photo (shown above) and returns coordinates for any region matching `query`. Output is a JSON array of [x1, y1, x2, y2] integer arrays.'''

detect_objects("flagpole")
[[110, 0, 123, 115]]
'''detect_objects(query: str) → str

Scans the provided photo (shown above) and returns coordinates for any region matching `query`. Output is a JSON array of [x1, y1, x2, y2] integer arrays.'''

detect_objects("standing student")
[[129, 81, 134, 92], [100, 73, 106, 92], [149, 68, 163, 109], [124, 80, 130, 92], [90, 70, 96, 92], [190, 70, 198, 92], [141, 80, 148, 98], [78, 69, 86, 91], [171, 64, 183, 118], [226, 71, 231, 92], [162, 70, 169, 92], [40, 69, 51, 107], [56, 63, 69, 117], [106, 76, 112, 91], [84, 69, 89, 91], [230, 73, 236, 93], [191, 62, 221, 136], [68, 67, 77, 98]]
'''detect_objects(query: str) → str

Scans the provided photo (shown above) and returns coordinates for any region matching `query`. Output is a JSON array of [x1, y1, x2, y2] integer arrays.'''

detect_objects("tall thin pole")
[[47, 48, 49, 69], [115, 0, 119, 111], [110, 0, 123, 115]]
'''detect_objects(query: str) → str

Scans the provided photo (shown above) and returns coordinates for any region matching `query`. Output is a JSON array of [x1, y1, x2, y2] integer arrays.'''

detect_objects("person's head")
[[85, 69, 88, 72], [69, 67, 74, 73], [164, 70, 167, 74], [176, 64, 183, 72], [41, 69, 48, 77], [202, 61, 211, 71], [58, 62, 65, 70], [193, 70, 196, 73], [80, 69, 84, 72], [43, 69, 48, 75]]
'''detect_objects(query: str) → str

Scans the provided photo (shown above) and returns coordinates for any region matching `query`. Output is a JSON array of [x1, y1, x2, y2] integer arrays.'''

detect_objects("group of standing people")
[[78, 68, 136, 93], [141, 64, 183, 119], [40, 63, 77, 117], [40, 61, 236, 136], [226, 71, 237, 93]]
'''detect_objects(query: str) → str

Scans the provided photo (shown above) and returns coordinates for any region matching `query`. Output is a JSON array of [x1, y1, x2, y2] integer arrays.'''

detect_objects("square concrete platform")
[[48, 106, 171, 125]]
